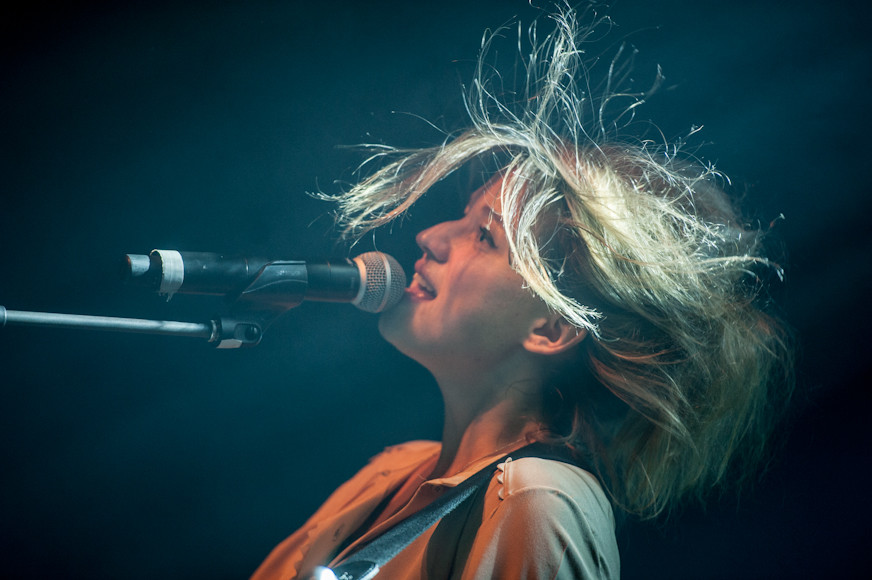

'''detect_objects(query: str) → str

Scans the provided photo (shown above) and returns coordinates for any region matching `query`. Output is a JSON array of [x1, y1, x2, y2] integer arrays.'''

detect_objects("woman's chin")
[[378, 301, 432, 364], [377, 299, 408, 345]]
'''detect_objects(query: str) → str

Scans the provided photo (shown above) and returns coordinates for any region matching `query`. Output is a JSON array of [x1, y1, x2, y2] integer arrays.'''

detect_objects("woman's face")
[[379, 177, 549, 375]]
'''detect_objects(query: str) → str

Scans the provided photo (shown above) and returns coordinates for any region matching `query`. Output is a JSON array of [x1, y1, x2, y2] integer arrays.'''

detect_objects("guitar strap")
[[313, 443, 583, 580]]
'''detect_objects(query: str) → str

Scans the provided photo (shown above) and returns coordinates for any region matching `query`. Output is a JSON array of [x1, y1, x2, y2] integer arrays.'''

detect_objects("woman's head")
[[378, 173, 588, 385], [323, 7, 793, 517]]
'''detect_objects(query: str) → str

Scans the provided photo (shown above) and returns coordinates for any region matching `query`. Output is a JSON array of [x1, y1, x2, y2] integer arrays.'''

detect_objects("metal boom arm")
[[1, 306, 216, 341]]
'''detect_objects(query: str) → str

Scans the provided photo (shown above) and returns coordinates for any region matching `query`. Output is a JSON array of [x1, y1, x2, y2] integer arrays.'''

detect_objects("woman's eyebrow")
[[480, 207, 505, 232]]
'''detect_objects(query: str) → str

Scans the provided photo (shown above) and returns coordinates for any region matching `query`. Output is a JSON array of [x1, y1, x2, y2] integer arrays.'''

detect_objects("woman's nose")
[[416, 221, 452, 263]]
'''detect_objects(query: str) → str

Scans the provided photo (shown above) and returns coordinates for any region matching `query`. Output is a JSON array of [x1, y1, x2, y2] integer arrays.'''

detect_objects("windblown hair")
[[324, 7, 793, 518]]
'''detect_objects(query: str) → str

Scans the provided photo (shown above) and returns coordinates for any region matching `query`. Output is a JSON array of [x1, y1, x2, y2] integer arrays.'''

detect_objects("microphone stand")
[[1, 260, 314, 349], [0, 306, 280, 348], [1, 306, 217, 340]]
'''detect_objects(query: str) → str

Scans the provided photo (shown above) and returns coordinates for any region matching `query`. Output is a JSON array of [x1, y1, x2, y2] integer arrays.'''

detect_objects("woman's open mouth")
[[407, 272, 437, 300]]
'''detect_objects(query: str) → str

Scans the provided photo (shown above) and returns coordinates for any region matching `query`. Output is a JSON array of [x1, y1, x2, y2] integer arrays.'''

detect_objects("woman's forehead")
[[465, 176, 504, 216]]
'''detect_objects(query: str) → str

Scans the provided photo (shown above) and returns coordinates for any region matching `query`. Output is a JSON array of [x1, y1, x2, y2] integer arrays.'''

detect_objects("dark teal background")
[[1, 1, 869, 578]]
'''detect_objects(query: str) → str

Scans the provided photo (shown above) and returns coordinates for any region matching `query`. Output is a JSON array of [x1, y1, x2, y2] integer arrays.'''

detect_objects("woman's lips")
[[407, 272, 436, 300]]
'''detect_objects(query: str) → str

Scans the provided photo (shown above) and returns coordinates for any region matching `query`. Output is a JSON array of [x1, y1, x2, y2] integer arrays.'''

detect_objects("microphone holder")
[[1, 261, 314, 348]]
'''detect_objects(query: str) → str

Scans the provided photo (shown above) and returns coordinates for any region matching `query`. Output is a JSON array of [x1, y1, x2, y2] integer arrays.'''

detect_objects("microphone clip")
[[210, 260, 311, 348]]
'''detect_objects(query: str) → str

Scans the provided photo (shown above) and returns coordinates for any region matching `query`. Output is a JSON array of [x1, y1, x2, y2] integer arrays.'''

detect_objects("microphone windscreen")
[[352, 252, 407, 313]]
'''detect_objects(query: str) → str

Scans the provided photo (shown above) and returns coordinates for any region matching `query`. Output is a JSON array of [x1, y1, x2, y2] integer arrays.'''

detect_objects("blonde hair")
[[323, 7, 793, 518]]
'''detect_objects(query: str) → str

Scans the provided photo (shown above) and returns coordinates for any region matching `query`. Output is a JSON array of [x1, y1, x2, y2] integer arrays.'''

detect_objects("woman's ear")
[[523, 315, 588, 356]]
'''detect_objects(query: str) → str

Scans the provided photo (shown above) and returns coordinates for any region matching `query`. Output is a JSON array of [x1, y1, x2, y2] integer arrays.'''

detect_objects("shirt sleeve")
[[461, 461, 619, 580]]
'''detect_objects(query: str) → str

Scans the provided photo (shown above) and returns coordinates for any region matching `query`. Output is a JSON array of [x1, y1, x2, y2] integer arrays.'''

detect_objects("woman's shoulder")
[[498, 453, 602, 488], [467, 454, 620, 578], [492, 454, 613, 522]]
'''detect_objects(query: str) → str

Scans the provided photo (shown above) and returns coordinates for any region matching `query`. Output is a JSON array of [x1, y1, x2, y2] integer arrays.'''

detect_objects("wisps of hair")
[[319, 5, 794, 518]]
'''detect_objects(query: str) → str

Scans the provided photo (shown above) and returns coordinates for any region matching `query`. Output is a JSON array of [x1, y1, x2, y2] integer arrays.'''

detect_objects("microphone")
[[123, 250, 407, 313]]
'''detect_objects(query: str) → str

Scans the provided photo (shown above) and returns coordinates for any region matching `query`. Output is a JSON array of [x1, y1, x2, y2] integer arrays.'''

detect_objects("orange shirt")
[[250, 441, 619, 579]]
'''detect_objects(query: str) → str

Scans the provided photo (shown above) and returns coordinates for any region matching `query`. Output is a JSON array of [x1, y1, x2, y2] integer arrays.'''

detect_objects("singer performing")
[[251, 7, 793, 580]]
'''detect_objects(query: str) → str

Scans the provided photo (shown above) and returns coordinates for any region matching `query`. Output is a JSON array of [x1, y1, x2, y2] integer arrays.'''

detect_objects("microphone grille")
[[352, 252, 407, 313]]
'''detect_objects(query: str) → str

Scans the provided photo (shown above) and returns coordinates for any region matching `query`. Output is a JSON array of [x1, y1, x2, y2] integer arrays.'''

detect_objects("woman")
[[252, 7, 792, 579]]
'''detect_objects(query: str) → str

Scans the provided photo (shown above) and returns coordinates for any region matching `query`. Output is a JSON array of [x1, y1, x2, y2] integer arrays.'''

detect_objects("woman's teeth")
[[413, 273, 436, 297]]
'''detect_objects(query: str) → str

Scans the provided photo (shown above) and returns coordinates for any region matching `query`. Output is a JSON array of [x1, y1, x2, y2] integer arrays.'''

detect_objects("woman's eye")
[[478, 226, 496, 248]]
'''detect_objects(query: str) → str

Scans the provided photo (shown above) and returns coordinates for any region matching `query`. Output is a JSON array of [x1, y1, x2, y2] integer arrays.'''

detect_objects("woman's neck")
[[429, 375, 546, 479]]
